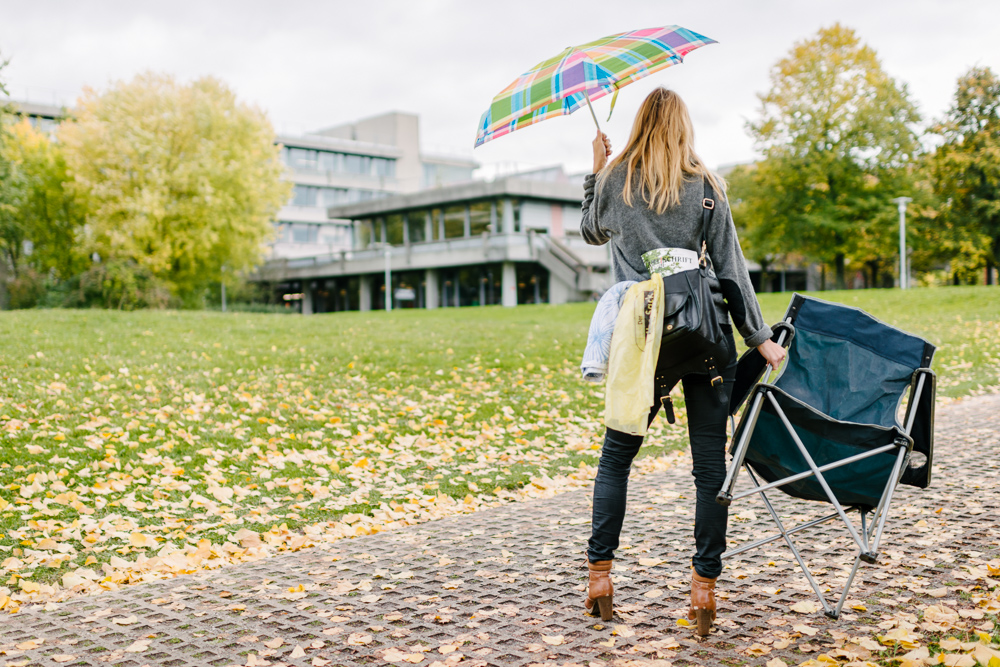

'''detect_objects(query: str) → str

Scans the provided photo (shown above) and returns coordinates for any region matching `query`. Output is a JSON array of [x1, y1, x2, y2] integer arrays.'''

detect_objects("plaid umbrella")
[[474, 25, 716, 148]]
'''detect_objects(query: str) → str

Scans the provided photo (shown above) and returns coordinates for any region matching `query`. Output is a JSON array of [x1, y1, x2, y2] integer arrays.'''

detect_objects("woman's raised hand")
[[592, 130, 612, 173]]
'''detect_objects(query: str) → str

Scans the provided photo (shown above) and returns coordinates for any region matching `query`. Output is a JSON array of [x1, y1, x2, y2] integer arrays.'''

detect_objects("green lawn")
[[0, 286, 997, 607]]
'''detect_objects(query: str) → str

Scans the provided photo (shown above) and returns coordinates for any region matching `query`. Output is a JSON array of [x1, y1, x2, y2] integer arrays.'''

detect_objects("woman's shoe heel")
[[694, 608, 712, 637], [595, 595, 613, 621], [585, 560, 614, 621]]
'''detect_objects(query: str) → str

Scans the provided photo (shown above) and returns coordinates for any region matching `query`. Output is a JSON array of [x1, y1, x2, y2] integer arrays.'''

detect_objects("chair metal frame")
[[715, 303, 935, 619]]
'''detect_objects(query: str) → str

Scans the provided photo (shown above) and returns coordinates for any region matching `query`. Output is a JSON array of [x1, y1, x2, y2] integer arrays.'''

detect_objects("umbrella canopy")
[[474, 25, 716, 148]]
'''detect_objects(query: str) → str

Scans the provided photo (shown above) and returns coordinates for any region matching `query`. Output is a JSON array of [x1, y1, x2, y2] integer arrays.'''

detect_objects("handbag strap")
[[700, 176, 716, 268]]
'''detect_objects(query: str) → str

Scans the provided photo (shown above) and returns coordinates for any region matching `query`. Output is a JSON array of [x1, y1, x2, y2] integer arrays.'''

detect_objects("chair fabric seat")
[[738, 386, 906, 508]]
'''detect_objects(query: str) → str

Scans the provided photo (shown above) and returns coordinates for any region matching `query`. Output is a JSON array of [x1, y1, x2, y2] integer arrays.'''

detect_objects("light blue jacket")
[[580, 280, 637, 383]]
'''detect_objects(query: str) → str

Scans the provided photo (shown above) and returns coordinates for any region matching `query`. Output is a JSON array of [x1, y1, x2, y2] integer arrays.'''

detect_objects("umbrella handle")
[[583, 90, 601, 131]]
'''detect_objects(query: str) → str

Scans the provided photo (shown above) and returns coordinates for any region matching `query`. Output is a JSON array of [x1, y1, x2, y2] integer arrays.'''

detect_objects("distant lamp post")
[[891, 197, 913, 289], [220, 265, 227, 312]]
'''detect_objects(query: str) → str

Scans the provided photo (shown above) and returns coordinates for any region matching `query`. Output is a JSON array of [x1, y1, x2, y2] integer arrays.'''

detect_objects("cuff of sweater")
[[583, 173, 597, 193], [743, 324, 774, 349]]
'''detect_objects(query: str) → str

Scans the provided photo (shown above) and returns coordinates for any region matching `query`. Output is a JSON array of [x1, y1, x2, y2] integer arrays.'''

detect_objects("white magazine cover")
[[641, 247, 700, 277]]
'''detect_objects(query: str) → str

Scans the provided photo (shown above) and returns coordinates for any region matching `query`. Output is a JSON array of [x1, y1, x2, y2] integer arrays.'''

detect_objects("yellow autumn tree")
[[59, 73, 291, 304]]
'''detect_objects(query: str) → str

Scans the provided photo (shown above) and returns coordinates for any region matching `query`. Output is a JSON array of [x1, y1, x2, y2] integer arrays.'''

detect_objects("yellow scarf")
[[604, 274, 664, 436]]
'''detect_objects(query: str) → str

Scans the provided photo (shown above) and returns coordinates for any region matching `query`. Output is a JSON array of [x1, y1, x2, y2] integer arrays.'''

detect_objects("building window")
[[292, 185, 319, 207], [287, 147, 319, 171], [291, 185, 388, 208], [281, 145, 397, 178], [318, 151, 343, 172], [319, 225, 351, 246], [385, 214, 405, 245], [469, 201, 492, 236], [407, 211, 428, 244], [356, 220, 375, 249], [442, 206, 465, 239], [289, 224, 318, 243]]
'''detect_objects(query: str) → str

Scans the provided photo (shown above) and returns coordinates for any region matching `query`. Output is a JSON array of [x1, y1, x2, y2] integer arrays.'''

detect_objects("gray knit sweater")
[[581, 169, 773, 349]]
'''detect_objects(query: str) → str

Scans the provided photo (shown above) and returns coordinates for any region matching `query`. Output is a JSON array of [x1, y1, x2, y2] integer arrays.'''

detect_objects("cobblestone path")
[[2, 395, 998, 667]]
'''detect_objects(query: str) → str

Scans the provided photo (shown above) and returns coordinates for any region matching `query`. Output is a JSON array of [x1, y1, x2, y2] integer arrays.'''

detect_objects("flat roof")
[[8, 100, 66, 119], [275, 134, 403, 159], [326, 176, 583, 219], [420, 152, 479, 169]]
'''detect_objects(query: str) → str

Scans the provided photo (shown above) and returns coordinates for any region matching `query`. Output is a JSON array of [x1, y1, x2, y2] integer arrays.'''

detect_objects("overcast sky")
[[1, 0, 997, 177]]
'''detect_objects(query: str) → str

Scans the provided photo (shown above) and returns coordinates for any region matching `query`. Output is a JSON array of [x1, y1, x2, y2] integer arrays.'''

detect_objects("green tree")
[[0, 120, 86, 282], [734, 24, 921, 288], [926, 66, 1000, 284], [0, 50, 13, 306], [59, 73, 291, 304]]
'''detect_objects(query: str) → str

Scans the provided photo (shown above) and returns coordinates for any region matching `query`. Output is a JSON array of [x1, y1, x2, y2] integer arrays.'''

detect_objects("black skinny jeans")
[[587, 326, 738, 579]]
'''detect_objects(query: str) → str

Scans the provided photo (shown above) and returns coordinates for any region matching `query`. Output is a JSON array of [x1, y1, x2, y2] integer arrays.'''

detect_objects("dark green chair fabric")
[[731, 294, 937, 506]]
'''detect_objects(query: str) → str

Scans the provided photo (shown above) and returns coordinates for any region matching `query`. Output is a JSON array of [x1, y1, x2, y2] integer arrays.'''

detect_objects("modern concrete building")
[[4, 100, 65, 135], [271, 111, 478, 260], [256, 168, 612, 313]]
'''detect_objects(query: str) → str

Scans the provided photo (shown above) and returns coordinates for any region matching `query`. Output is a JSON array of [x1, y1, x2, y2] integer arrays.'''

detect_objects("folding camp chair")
[[716, 294, 936, 618]]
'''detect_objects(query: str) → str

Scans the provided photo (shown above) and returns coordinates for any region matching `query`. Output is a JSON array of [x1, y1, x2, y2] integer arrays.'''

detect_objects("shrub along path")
[[1, 393, 997, 667]]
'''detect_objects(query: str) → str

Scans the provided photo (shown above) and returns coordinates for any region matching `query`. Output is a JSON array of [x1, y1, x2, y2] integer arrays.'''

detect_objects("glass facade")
[[435, 264, 506, 307], [283, 146, 396, 178], [356, 220, 375, 249], [311, 277, 361, 313], [384, 215, 405, 246], [516, 264, 548, 305], [276, 223, 352, 246], [291, 185, 381, 207], [407, 211, 428, 244], [442, 206, 465, 239], [469, 201, 492, 236]]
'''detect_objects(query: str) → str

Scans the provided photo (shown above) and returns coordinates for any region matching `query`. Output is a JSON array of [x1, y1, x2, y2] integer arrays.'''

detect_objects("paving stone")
[[1, 394, 997, 667]]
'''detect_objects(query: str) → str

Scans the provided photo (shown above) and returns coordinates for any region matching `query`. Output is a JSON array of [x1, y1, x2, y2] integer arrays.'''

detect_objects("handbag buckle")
[[702, 198, 715, 210]]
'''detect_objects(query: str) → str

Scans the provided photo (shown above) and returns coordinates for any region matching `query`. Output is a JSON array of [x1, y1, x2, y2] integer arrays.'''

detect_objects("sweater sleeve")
[[581, 173, 610, 245], [707, 191, 773, 349]]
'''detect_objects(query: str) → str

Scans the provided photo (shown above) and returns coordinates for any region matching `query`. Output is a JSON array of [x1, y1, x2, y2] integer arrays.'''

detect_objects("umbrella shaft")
[[583, 91, 601, 131]]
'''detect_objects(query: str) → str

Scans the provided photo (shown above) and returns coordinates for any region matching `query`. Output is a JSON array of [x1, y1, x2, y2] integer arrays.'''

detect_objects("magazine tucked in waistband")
[[641, 247, 699, 277]]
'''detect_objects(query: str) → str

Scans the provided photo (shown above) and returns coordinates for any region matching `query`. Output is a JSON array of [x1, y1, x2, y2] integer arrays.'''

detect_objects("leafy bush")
[[4, 269, 46, 309], [65, 260, 171, 310]]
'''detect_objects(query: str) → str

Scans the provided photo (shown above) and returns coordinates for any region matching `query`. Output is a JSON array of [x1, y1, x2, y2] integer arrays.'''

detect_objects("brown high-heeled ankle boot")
[[584, 559, 613, 621], [688, 568, 717, 637]]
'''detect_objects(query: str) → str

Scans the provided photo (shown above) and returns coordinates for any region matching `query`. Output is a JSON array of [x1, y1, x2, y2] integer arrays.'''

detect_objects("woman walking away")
[[580, 88, 786, 636]]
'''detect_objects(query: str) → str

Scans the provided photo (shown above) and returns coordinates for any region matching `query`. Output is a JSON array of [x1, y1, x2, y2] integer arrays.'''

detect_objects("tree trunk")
[[867, 260, 879, 289], [0, 257, 7, 310], [987, 258, 996, 286], [834, 253, 846, 290]]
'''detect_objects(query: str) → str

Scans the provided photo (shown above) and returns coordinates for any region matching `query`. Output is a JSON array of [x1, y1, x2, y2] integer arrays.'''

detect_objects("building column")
[[302, 282, 314, 315], [501, 198, 515, 234], [502, 261, 517, 308], [359, 275, 373, 312], [425, 269, 439, 309], [425, 211, 434, 242]]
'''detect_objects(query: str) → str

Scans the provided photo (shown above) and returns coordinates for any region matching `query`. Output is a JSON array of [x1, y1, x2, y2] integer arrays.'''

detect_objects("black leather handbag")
[[654, 177, 730, 422]]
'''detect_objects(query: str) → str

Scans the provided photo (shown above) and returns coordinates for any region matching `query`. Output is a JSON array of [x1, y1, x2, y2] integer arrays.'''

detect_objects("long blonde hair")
[[598, 88, 724, 214]]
